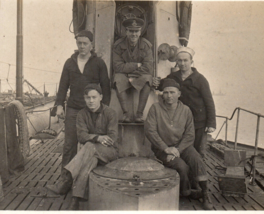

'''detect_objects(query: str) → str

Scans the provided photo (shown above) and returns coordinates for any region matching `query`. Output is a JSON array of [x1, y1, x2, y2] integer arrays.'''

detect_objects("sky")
[[1, 1, 264, 145], [0, 1, 264, 97], [0, 0, 76, 95], [1, 1, 264, 95]]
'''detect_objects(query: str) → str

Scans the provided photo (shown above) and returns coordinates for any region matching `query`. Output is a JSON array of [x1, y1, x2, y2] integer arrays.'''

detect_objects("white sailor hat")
[[176, 47, 195, 58]]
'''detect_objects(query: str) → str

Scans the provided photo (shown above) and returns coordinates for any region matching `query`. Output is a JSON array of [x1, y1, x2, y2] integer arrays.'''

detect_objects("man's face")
[[176, 52, 193, 72], [163, 87, 181, 105], [76, 37, 92, 56], [84, 90, 102, 112], [126, 29, 141, 44]]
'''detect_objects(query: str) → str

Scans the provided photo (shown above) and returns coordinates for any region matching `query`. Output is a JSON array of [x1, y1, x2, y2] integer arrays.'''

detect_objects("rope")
[[26, 115, 44, 143], [214, 120, 226, 141], [69, 20, 74, 33], [0, 60, 60, 74]]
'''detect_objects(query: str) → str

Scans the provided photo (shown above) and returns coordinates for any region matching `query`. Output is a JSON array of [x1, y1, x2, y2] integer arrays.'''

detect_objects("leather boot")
[[135, 84, 151, 122], [135, 112, 144, 123], [122, 112, 131, 123], [116, 90, 131, 122], [199, 181, 213, 210], [202, 191, 213, 210], [191, 180, 202, 190], [189, 189, 203, 200], [46, 179, 72, 195], [67, 197, 79, 210]]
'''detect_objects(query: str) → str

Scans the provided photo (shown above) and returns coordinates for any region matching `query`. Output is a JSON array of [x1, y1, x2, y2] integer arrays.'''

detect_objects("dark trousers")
[[116, 83, 150, 116], [194, 127, 207, 158], [154, 146, 207, 196], [61, 107, 80, 181]]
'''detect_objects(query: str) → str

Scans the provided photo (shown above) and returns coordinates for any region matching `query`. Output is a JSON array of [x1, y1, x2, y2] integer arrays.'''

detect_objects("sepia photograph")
[[0, 0, 264, 211]]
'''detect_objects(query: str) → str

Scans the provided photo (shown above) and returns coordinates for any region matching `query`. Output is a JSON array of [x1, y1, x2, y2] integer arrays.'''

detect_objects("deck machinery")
[[72, 0, 192, 210]]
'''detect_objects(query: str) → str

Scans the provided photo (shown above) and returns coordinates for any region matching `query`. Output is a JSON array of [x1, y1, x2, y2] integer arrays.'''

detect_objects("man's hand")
[[56, 105, 65, 119], [97, 135, 114, 147], [166, 154, 176, 162], [152, 77, 161, 88], [137, 63, 142, 68], [164, 147, 180, 158], [205, 127, 216, 133]]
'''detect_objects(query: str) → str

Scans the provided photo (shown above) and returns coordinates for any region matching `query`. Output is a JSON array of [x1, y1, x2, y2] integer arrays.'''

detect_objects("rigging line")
[[0, 60, 60, 74], [5, 79, 13, 91], [6, 64, 11, 80]]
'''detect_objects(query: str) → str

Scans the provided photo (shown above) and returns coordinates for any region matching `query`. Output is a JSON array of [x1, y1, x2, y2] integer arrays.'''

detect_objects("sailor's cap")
[[122, 18, 144, 30], [176, 47, 195, 58], [75, 30, 93, 42], [161, 78, 180, 91]]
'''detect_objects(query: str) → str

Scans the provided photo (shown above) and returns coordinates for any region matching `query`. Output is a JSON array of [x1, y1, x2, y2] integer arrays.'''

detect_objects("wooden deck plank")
[[39, 154, 60, 176], [26, 198, 43, 210], [16, 194, 35, 210], [245, 194, 264, 209], [232, 204, 246, 210], [26, 181, 47, 210], [49, 195, 65, 210], [0, 193, 18, 210], [213, 205, 228, 210], [60, 191, 72, 210], [2, 136, 264, 211], [15, 181, 39, 210], [5, 193, 30, 210], [36, 198, 55, 210]]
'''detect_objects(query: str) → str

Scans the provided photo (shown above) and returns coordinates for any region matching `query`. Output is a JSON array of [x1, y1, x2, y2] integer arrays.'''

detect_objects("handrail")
[[25, 105, 56, 114], [215, 107, 264, 186]]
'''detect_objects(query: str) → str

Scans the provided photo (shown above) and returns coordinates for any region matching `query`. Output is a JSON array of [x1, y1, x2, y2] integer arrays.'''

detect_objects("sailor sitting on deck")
[[47, 84, 118, 210], [144, 78, 213, 210]]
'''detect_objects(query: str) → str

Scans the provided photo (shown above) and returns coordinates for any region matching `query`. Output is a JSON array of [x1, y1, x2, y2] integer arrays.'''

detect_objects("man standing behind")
[[57, 84, 118, 210], [156, 47, 216, 158], [50, 30, 111, 192], [145, 78, 213, 210], [113, 18, 153, 123]]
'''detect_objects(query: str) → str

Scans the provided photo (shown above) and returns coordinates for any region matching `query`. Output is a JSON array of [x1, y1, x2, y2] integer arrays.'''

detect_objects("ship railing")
[[25, 105, 57, 130], [214, 107, 264, 185]]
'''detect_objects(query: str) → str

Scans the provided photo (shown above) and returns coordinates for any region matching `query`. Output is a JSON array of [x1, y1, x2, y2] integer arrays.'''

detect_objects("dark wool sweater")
[[56, 52, 111, 109], [76, 104, 118, 146], [159, 67, 216, 129]]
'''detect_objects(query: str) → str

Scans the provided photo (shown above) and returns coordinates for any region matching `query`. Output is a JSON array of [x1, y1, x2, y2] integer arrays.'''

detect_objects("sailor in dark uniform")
[[113, 18, 153, 123]]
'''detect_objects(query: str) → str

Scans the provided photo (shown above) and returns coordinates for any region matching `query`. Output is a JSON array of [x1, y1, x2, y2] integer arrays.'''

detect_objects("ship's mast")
[[16, 0, 23, 103]]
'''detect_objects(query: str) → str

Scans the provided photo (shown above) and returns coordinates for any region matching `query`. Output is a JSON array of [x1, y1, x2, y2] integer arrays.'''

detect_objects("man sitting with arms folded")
[[144, 78, 213, 210], [48, 84, 118, 210]]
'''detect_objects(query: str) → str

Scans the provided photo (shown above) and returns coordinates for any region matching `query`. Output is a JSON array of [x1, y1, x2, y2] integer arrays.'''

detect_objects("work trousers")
[[194, 127, 207, 158], [61, 107, 80, 181], [154, 146, 207, 196], [64, 142, 118, 200]]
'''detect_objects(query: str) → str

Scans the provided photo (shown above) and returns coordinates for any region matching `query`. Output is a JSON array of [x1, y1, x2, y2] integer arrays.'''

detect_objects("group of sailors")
[[46, 17, 216, 210]]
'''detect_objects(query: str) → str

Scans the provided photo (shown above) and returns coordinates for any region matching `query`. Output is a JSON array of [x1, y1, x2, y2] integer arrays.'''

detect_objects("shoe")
[[67, 197, 79, 210], [202, 191, 213, 210], [135, 116, 144, 123], [189, 189, 203, 200], [135, 112, 144, 123], [191, 180, 202, 191], [122, 113, 131, 123], [46, 180, 71, 195]]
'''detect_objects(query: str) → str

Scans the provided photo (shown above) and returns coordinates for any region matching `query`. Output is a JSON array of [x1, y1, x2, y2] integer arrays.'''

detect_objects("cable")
[[0, 61, 60, 74], [6, 79, 13, 91], [69, 20, 74, 33]]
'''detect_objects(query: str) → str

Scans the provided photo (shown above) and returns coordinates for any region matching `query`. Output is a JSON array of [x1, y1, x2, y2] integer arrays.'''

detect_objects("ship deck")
[[1, 134, 264, 211]]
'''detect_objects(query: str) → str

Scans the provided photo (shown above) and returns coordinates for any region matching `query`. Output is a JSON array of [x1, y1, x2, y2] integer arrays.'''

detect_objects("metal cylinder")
[[251, 115, 261, 185], [16, 0, 23, 103], [234, 108, 240, 150]]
